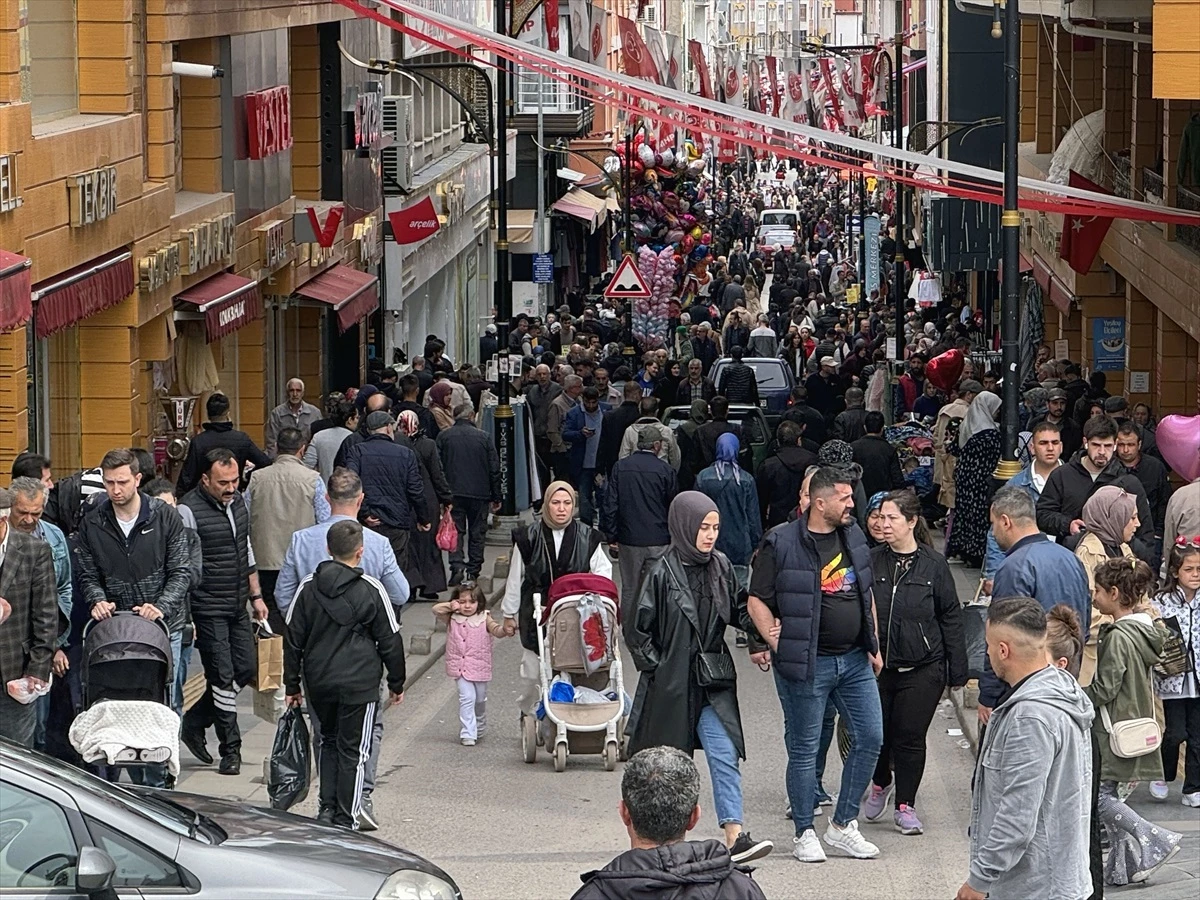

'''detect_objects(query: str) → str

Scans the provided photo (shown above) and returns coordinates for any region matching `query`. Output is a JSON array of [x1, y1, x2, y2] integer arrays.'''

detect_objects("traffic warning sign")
[[603, 254, 652, 299]]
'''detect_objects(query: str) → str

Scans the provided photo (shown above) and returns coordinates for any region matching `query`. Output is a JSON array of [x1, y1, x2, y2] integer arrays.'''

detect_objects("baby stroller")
[[69, 611, 180, 773], [522, 574, 627, 773]]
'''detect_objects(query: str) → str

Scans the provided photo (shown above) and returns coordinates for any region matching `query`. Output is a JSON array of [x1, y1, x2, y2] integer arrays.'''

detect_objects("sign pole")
[[494, 0, 517, 516]]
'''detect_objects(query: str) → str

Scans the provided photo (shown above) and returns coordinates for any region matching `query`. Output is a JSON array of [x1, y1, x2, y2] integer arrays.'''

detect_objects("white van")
[[758, 208, 799, 232]]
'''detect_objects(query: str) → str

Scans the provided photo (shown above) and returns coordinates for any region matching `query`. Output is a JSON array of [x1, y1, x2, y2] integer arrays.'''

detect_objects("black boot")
[[217, 753, 241, 776]]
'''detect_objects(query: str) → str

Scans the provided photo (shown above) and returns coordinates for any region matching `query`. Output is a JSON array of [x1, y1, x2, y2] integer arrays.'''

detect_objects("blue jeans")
[[696, 704, 743, 826], [774, 649, 883, 833], [782, 692, 838, 806], [172, 631, 189, 718]]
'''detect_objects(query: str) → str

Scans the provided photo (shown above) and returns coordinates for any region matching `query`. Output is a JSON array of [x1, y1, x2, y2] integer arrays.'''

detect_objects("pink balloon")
[[1156, 414, 1200, 482]]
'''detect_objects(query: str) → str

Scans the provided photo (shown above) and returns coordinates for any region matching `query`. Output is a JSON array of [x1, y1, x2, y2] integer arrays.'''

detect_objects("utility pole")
[[892, 0, 905, 364], [995, 0, 1022, 480], [493, 0, 516, 516]]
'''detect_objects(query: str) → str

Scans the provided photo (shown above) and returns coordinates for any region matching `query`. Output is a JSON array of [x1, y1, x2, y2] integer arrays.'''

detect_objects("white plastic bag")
[[6, 676, 50, 705], [573, 686, 610, 704], [577, 594, 610, 676]]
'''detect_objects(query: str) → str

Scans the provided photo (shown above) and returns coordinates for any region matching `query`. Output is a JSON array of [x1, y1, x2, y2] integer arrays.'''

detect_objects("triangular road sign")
[[604, 254, 652, 299]]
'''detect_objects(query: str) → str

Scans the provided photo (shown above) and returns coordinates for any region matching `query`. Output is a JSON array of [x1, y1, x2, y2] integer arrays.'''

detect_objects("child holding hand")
[[433, 584, 508, 746]]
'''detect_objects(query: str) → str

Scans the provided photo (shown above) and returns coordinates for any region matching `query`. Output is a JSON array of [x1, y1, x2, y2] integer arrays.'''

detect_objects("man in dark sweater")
[[717, 346, 760, 406], [177, 392, 271, 494], [851, 412, 906, 498], [284, 520, 405, 830]]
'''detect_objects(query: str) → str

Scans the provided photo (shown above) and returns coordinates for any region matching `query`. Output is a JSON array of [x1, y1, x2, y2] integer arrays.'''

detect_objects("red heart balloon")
[[1156, 414, 1200, 482], [925, 349, 964, 392]]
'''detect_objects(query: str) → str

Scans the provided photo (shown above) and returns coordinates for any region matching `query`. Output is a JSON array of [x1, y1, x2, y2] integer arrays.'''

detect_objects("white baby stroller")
[[522, 573, 627, 772], [69, 611, 180, 777]]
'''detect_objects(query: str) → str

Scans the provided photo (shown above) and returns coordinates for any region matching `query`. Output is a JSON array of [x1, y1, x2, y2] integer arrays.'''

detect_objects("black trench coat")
[[624, 548, 750, 760]]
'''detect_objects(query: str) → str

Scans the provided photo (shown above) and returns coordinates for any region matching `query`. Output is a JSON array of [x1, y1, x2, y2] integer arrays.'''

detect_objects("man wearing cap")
[[479, 323, 499, 365], [805, 356, 841, 423], [343, 412, 431, 568], [1028, 388, 1082, 460]]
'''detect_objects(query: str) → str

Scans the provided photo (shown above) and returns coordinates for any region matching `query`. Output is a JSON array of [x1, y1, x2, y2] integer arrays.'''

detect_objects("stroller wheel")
[[553, 742, 567, 773], [521, 714, 537, 764], [617, 722, 630, 762], [604, 741, 618, 772]]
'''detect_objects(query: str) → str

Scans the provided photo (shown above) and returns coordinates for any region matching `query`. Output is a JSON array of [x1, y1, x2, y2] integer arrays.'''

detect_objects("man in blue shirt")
[[273, 467, 407, 832], [978, 486, 1091, 725]]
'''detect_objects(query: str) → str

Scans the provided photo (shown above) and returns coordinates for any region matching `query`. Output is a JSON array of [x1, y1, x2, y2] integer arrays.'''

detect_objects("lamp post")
[[994, 0, 1023, 480], [493, 0, 516, 516], [892, 5, 905, 363]]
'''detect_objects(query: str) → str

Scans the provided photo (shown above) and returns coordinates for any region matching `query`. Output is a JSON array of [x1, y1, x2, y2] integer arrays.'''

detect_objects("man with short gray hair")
[[547, 374, 584, 481], [265, 377, 322, 456], [525, 362, 562, 474], [570, 747, 766, 900]]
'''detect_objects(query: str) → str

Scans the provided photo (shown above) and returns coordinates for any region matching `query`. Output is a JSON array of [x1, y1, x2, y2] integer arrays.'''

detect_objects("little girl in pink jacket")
[[433, 585, 508, 745]]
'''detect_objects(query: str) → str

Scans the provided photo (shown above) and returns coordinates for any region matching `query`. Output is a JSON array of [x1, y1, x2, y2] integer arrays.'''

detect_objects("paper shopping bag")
[[255, 630, 284, 692]]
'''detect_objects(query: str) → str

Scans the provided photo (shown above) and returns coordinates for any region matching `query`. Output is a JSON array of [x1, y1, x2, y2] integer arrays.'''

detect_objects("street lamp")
[[493, 0, 516, 516], [994, 0, 1022, 480]]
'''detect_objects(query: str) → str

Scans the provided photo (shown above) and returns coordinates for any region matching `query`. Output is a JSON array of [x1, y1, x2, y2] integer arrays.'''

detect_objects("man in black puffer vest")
[[180, 448, 268, 776], [746, 466, 884, 864]]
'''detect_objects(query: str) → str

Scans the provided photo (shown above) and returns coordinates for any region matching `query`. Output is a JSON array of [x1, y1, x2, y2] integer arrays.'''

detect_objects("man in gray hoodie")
[[958, 597, 1094, 900]]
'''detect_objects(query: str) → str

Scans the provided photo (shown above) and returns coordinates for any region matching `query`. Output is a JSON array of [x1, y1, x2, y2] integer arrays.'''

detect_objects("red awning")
[[1031, 253, 1075, 315], [294, 265, 379, 333], [0, 250, 32, 333], [32, 250, 135, 340], [177, 272, 263, 343]]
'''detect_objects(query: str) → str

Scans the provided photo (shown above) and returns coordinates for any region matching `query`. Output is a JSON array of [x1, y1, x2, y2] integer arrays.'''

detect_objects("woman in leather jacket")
[[625, 491, 773, 865], [862, 490, 967, 836]]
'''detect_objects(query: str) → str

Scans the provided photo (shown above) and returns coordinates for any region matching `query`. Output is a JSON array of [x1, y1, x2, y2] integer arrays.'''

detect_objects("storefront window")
[[46, 328, 83, 474], [20, 0, 80, 125]]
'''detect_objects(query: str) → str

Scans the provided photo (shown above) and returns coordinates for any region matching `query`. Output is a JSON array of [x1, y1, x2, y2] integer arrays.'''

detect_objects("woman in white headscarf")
[[946, 391, 1002, 566]]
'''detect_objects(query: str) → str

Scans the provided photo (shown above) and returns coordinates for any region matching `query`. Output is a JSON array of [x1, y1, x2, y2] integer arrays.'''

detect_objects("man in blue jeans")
[[747, 466, 884, 863]]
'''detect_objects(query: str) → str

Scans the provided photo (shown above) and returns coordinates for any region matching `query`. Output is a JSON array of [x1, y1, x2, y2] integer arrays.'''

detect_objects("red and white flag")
[[766, 56, 781, 116], [544, 0, 560, 53], [589, 7, 608, 66], [644, 26, 669, 87], [666, 33, 684, 92], [724, 48, 744, 107], [617, 15, 658, 82], [689, 39, 713, 98], [1060, 171, 1114, 274]]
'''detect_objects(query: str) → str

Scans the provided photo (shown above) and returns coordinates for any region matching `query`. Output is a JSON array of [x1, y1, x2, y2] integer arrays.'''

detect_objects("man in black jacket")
[[180, 448, 268, 776], [1036, 415, 1155, 558], [1116, 420, 1171, 551], [851, 412, 906, 498], [346, 412, 430, 572], [781, 385, 828, 446], [602, 431, 677, 618], [177, 393, 271, 494], [597, 382, 643, 479], [571, 746, 766, 900], [284, 520, 405, 830], [717, 346, 760, 406], [756, 421, 819, 528], [831, 387, 869, 443], [436, 405, 501, 584]]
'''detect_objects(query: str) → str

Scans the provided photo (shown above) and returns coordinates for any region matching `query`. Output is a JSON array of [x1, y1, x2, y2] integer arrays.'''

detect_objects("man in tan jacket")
[[246, 427, 330, 631]]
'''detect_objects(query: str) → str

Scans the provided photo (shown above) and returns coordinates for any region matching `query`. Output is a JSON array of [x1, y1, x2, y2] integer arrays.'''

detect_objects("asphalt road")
[[355, 628, 978, 900]]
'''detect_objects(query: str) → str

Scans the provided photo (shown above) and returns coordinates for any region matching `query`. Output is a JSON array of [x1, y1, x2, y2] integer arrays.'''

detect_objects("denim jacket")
[[33, 519, 72, 648], [982, 462, 1059, 580]]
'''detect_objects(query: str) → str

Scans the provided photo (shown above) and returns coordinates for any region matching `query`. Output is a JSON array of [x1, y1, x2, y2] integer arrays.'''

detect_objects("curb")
[[403, 630, 447, 691], [949, 683, 981, 756]]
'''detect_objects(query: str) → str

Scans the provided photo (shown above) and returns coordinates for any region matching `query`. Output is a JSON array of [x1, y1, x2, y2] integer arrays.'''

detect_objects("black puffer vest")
[[764, 516, 877, 683], [513, 520, 601, 653], [180, 488, 252, 618]]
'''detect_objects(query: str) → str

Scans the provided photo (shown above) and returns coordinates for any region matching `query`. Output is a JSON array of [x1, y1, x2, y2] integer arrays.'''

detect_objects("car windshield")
[[7, 749, 218, 843], [748, 361, 790, 388], [760, 232, 795, 247], [760, 212, 795, 227]]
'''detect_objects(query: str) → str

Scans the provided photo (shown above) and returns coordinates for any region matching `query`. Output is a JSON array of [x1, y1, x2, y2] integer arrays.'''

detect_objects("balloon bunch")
[[616, 127, 715, 339]]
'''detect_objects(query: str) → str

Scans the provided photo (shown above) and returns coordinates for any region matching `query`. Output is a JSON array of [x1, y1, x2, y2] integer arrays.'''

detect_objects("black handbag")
[[695, 651, 736, 689]]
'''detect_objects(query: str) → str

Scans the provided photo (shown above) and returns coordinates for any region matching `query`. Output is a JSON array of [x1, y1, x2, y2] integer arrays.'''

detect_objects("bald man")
[[265, 378, 322, 456]]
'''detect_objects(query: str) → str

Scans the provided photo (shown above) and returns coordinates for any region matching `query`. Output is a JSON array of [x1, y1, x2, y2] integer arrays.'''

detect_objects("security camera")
[[172, 62, 225, 79]]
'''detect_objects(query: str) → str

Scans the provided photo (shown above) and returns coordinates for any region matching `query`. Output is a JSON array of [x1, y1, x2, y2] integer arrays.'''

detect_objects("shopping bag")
[[255, 624, 284, 692], [435, 508, 458, 552], [267, 707, 311, 811]]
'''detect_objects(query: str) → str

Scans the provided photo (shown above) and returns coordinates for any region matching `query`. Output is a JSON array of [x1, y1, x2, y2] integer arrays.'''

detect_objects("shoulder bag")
[[1098, 702, 1162, 759]]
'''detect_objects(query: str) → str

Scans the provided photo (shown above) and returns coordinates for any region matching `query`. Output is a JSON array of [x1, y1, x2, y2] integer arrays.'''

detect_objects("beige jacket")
[[246, 455, 322, 571], [933, 399, 969, 508]]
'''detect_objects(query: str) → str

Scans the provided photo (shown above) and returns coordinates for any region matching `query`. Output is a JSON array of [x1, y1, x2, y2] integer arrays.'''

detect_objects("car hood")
[[171, 791, 448, 879]]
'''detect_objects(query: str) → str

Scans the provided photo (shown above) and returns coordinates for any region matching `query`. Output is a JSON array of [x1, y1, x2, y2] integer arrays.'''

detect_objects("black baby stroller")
[[68, 611, 180, 772]]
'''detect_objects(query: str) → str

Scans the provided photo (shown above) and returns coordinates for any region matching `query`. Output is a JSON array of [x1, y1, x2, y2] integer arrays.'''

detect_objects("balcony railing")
[[1143, 168, 1164, 205], [512, 69, 594, 136], [1179, 185, 1200, 257]]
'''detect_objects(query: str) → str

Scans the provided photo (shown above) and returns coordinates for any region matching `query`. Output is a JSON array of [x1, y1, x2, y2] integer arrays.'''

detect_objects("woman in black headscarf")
[[625, 492, 773, 864]]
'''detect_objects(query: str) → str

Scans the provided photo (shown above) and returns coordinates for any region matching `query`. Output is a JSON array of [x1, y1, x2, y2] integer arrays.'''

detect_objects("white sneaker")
[[461, 737, 476, 746], [1149, 780, 1169, 801], [792, 829, 827, 863], [1183, 791, 1200, 808], [823, 820, 881, 859]]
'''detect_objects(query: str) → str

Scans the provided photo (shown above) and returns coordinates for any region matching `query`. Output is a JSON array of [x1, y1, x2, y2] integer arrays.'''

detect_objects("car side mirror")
[[76, 846, 118, 898]]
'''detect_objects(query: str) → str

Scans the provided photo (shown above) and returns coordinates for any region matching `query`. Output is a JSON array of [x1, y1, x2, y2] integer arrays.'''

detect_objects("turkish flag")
[[388, 196, 440, 245], [544, 0, 559, 53], [689, 39, 713, 99], [1059, 171, 1114, 274]]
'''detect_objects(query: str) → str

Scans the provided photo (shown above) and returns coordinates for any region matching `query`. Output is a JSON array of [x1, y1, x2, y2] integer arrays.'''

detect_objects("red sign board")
[[246, 86, 292, 160], [306, 206, 344, 248], [388, 196, 441, 245], [603, 254, 651, 299]]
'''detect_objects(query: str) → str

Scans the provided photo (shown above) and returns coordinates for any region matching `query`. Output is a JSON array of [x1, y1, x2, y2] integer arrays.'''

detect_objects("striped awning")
[[176, 272, 263, 342], [294, 265, 379, 333], [0, 250, 32, 333]]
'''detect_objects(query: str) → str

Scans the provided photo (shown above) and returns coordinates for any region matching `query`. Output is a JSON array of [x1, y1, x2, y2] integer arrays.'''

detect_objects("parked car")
[[758, 209, 799, 232], [756, 230, 796, 265], [708, 357, 795, 424], [0, 741, 461, 899], [660, 404, 772, 473]]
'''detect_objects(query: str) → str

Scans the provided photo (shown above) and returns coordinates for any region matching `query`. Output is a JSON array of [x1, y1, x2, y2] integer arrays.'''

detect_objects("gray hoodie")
[[969, 665, 1095, 900]]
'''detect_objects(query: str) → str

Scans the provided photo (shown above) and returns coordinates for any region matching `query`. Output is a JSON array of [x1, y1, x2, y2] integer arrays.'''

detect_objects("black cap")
[[365, 411, 394, 431]]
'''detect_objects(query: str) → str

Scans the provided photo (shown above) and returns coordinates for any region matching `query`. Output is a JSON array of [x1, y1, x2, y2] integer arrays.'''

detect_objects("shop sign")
[[302, 243, 336, 268], [351, 83, 384, 152], [388, 196, 441, 245], [69, 166, 118, 227], [1033, 211, 1062, 257], [353, 216, 381, 265], [0, 154, 21, 213], [178, 213, 236, 275], [139, 242, 181, 294], [256, 219, 290, 271], [245, 85, 293, 160], [437, 180, 465, 227], [1092, 317, 1126, 372], [295, 206, 344, 248]]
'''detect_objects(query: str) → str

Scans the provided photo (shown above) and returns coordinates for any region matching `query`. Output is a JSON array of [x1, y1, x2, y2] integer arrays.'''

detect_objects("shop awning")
[[176, 272, 263, 343], [499, 208, 536, 244], [294, 265, 379, 333], [0, 250, 32, 334], [551, 189, 608, 232], [1031, 253, 1075, 315], [31, 249, 134, 340]]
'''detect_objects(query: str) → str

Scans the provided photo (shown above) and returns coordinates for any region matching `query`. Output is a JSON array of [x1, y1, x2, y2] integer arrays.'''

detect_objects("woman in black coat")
[[396, 410, 453, 597], [625, 491, 773, 865], [862, 489, 967, 836]]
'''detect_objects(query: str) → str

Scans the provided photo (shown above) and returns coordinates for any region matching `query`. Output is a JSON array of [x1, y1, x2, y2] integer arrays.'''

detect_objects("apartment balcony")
[[512, 71, 595, 137]]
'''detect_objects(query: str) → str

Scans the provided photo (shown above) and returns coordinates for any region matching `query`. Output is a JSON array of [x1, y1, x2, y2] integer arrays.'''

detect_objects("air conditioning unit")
[[636, 2, 657, 26], [382, 95, 414, 194]]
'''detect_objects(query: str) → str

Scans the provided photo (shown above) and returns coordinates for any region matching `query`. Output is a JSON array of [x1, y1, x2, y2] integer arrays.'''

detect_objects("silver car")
[[0, 741, 460, 899]]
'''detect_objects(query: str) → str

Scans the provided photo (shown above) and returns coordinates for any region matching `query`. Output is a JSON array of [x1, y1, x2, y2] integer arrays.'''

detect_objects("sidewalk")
[[173, 541, 514, 801]]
